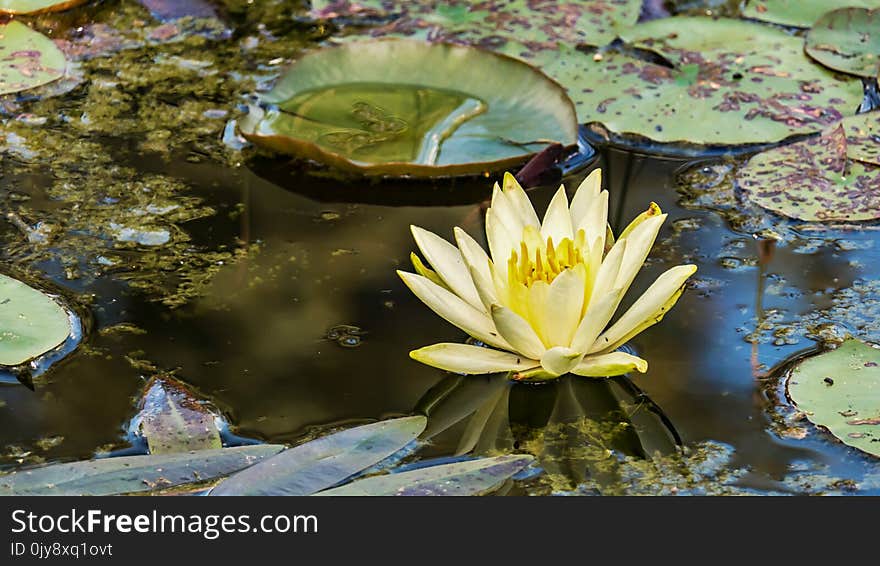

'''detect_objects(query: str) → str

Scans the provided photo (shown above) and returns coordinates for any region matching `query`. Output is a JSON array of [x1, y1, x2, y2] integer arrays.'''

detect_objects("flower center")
[[507, 235, 584, 287]]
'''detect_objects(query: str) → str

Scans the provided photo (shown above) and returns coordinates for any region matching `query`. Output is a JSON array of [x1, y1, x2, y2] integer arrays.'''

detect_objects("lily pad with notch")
[[805, 7, 880, 79], [743, 0, 880, 28], [737, 115, 880, 221], [786, 339, 880, 458], [238, 39, 578, 177]]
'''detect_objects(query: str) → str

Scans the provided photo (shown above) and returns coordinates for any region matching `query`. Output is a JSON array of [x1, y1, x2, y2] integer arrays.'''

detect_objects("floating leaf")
[[210, 416, 426, 496], [0, 21, 67, 96], [844, 111, 880, 166], [0, 445, 284, 495], [310, 0, 641, 49], [314, 454, 533, 496], [0, 0, 86, 14], [133, 375, 222, 455], [743, 0, 880, 28], [737, 120, 880, 221], [806, 7, 880, 79], [787, 339, 880, 458], [0, 274, 72, 367], [575, 17, 864, 147], [239, 39, 577, 177]]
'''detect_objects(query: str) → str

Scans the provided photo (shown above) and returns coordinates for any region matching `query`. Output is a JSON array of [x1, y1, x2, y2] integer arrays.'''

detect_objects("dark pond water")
[[0, 0, 878, 495]]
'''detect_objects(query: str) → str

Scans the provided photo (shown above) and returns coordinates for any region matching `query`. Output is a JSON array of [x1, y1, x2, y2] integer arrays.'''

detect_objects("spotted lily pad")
[[0, 273, 72, 367], [312, 0, 641, 49], [787, 339, 880, 458], [239, 39, 577, 176], [0, 21, 67, 96], [737, 120, 880, 221], [806, 7, 880, 79], [0, 445, 284, 495], [210, 416, 426, 495], [0, 0, 86, 14], [575, 17, 864, 147], [844, 111, 880, 166], [743, 0, 880, 28], [314, 454, 534, 496], [133, 375, 222, 455]]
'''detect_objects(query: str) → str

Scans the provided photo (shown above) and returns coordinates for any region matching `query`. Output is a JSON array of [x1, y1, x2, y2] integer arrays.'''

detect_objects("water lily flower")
[[398, 170, 696, 381]]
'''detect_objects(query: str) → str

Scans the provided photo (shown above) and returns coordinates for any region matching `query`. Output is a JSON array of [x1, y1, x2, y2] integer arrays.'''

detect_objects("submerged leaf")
[[787, 339, 880, 458], [134, 375, 222, 455], [743, 0, 880, 28], [314, 454, 533, 496], [806, 7, 880, 78], [210, 416, 426, 495], [0, 445, 284, 495], [0, 21, 67, 96], [240, 39, 577, 176], [0, 274, 72, 367]]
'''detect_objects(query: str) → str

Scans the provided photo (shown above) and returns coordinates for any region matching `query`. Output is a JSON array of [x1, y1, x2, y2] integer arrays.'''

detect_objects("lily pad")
[[0, 21, 67, 96], [210, 415, 426, 495], [806, 7, 880, 79], [133, 375, 222, 455], [0, 274, 72, 367], [844, 111, 880, 166], [314, 454, 533, 496], [743, 0, 880, 28], [787, 339, 880, 458], [737, 121, 880, 221], [0, 445, 284, 495], [575, 17, 864, 147], [0, 0, 86, 14], [240, 39, 577, 177]]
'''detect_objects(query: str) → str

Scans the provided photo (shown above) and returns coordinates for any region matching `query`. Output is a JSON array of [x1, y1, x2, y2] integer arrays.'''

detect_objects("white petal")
[[591, 264, 696, 354], [502, 172, 540, 228], [485, 207, 518, 269], [490, 304, 546, 360], [410, 343, 537, 374], [526, 279, 551, 346], [541, 267, 586, 347], [571, 352, 648, 377], [467, 262, 498, 310], [540, 346, 583, 376], [571, 286, 624, 353], [613, 214, 666, 295], [454, 227, 492, 287], [411, 226, 483, 311], [569, 169, 602, 228], [577, 190, 609, 248], [398, 271, 511, 350], [540, 185, 573, 244], [490, 184, 526, 241], [591, 237, 626, 302]]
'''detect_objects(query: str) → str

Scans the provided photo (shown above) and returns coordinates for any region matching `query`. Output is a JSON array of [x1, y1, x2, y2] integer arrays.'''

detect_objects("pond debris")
[[326, 324, 367, 347]]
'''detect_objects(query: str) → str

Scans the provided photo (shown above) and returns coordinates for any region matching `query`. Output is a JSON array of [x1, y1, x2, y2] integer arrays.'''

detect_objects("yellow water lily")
[[399, 170, 696, 381]]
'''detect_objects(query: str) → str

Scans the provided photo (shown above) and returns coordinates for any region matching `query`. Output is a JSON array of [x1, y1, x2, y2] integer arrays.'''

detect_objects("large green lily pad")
[[737, 118, 880, 221], [806, 8, 880, 79], [0, 274, 72, 367], [311, 0, 641, 49], [844, 111, 880, 166], [574, 17, 864, 146], [314, 454, 533, 496], [134, 375, 222, 455], [211, 416, 426, 495], [0, 0, 86, 14], [240, 39, 577, 176], [743, 0, 880, 28], [0, 21, 67, 96], [0, 445, 284, 495], [787, 339, 880, 458]]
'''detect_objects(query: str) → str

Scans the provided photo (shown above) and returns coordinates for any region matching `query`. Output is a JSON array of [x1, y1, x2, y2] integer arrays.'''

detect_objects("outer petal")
[[590, 264, 697, 354], [618, 202, 662, 241], [411, 226, 483, 311], [591, 237, 626, 302], [490, 304, 546, 360], [613, 214, 666, 295], [571, 352, 648, 377], [571, 286, 624, 353], [502, 172, 540, 228], [398, 271, 511, 351], [540, 346, 583, 376], [569, 169, 602, 228], [410, 252, 447, 290], [540, 185, 574, 244], [410, 343, 537, 374], [454, 227, 495, 309], [541, 266, 586, 347]]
